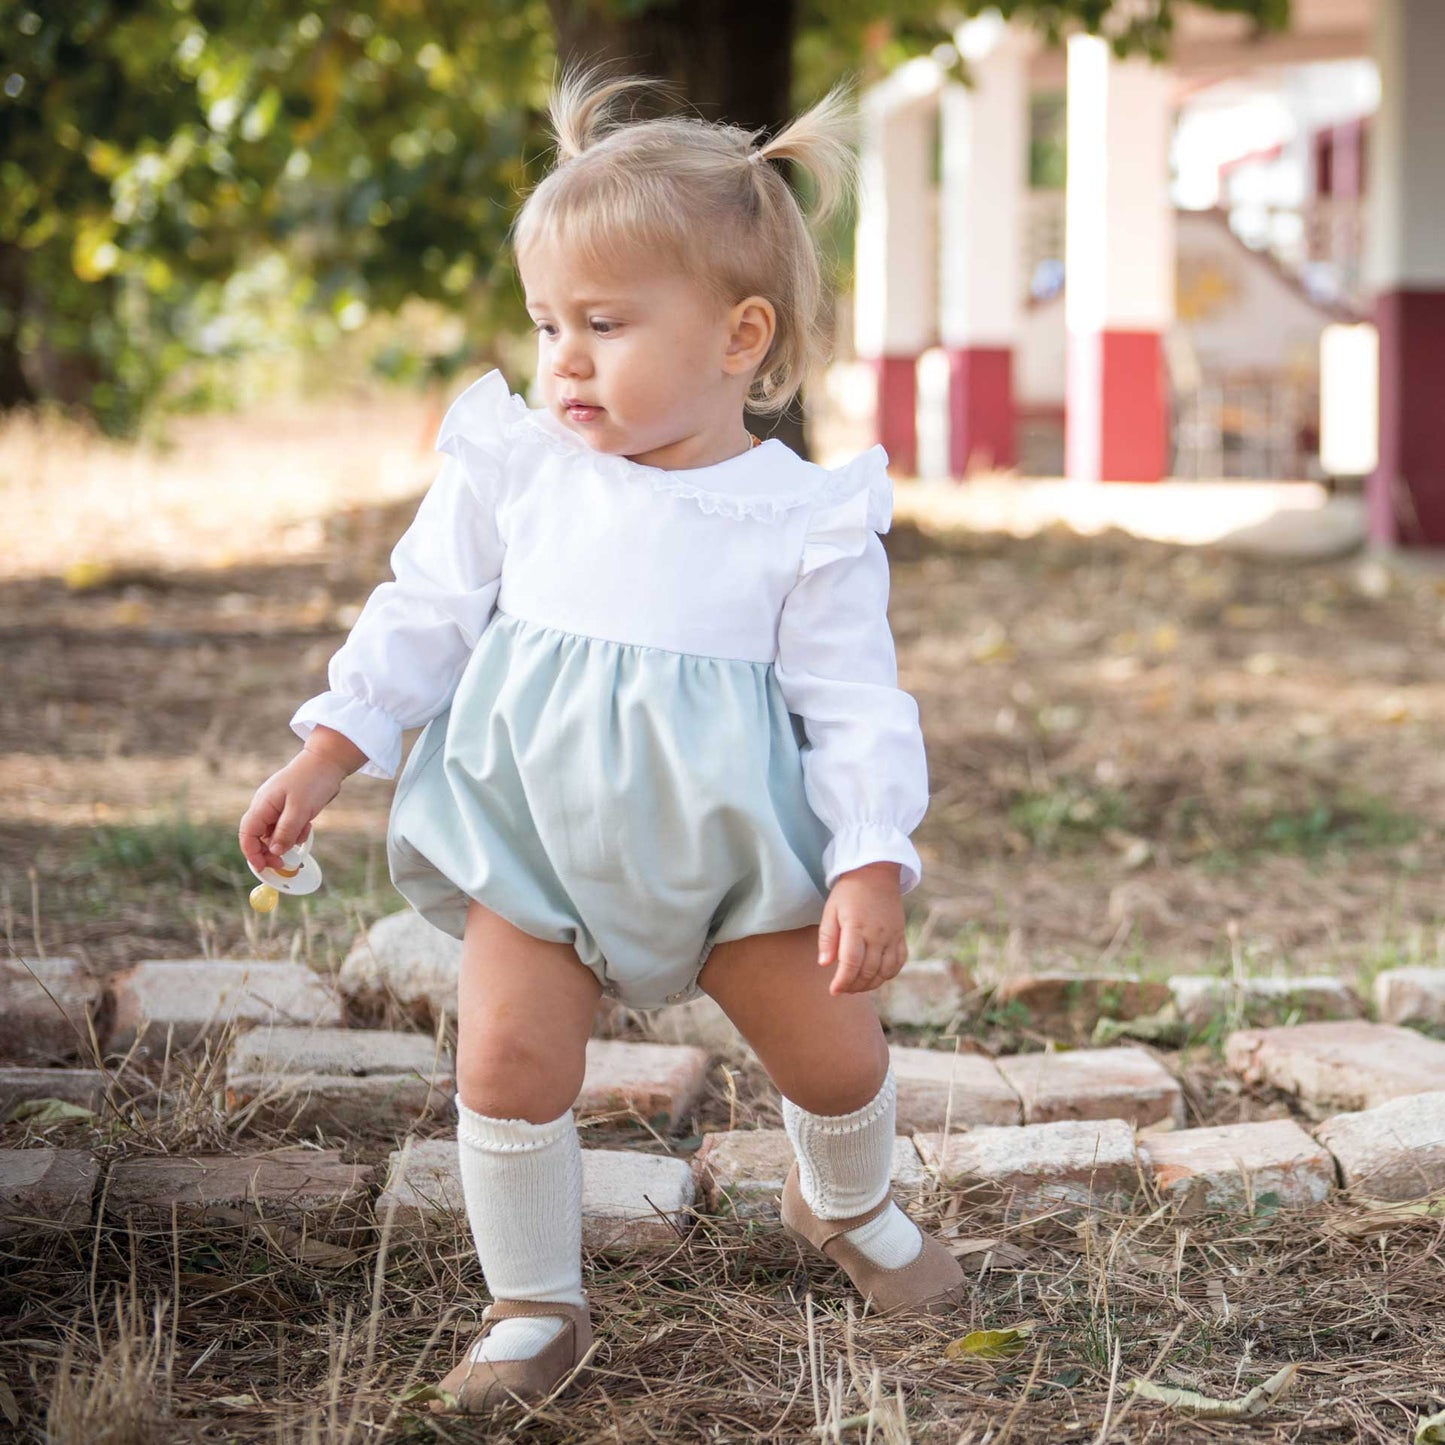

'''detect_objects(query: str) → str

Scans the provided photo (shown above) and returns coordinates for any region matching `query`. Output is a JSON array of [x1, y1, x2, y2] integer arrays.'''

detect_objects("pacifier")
[[247, 831, 324, 912]]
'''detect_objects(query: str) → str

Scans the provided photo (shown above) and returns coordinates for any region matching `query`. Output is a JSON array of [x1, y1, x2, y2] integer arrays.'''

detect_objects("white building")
[[855, 0, 1445, 547]]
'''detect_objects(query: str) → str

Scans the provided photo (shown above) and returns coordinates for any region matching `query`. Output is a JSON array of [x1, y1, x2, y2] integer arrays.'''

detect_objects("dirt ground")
[[4, 399, 1445, 1442]]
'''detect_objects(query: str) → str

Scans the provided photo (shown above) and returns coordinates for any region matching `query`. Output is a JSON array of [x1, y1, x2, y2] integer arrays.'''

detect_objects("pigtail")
[[750, 84, 858, 225], [549, 65, 665, 161]]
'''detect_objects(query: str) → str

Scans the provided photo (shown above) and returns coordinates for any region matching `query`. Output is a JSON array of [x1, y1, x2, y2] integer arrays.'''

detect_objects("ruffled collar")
[[443, 369, 887, 523], [518, 404, 838, 521]]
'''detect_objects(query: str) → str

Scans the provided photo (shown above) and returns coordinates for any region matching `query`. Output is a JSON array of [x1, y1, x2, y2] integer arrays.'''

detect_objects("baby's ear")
[[723, 296, 776, 375]]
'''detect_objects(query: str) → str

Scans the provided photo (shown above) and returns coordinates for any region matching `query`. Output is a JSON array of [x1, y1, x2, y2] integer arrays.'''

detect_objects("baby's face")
[[520, 240, 744, 468]]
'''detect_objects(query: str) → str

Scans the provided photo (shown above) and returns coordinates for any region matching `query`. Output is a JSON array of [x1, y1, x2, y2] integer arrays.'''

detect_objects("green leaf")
[[398, 1382, 458, 1409], [8, 1098, 96, 1125], [945, 1326, 1034, 1360]]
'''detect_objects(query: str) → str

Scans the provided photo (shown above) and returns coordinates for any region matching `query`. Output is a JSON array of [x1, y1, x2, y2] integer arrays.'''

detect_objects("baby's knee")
[[455, 1026, 585, 1123]]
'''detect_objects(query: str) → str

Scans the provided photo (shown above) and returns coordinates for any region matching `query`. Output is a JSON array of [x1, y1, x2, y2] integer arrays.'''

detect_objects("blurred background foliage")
[[0, 0, 1285, 435]]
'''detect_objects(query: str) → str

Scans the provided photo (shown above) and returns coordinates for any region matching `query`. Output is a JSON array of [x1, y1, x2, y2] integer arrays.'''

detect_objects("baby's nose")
[[554, 341, 592, 378]]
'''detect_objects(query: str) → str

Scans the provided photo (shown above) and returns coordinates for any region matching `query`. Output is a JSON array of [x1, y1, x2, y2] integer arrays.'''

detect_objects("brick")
[[1315, 1091, 1445, 1202], [107, 1148, 373, 1242], [915, 1119, 1139, 1215], [874, 958, 975, 1029], [0, 957, 103, 1063], [633, 994, 752, 1062], [577, 1039, 709, 1129], [1169, 975, 1362, 1030], [376, 1138, 696, 1254], [1226, 1021, 1445, 1112], [340, 911, 462, 1024], [0, 1148, 99, 1235], [579, 1149, 698, 1253], [891, 1046, 1022, 1131], [1142, 1120, 1335, 1213], [0, 1068, 109, 1118], [992, 974, 1171, 1040], [996, 1047, 1183, 1129], [692, 1129, 928, 1219], [1374, 967, 1445, 1031], [225, 1026, 454, 1133], [108, 961, 344, 1054]]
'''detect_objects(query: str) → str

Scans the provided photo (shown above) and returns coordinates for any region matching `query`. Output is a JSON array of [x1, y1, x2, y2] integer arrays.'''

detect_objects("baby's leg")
[[698, 923, 888, 1113], [699, 928, 953, 1294], [450, 901, 601, 1370]]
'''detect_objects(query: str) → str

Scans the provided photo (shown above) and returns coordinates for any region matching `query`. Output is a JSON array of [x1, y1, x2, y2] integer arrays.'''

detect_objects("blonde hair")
[[513, 67, 857, 416]]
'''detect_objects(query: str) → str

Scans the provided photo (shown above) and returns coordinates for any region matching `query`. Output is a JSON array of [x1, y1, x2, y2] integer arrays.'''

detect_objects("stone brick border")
[[108, 961, 344, 1054], [378, 1137, 697, 1254], [1226, 1021, 1445, 1112], [4, 1089, 1445, 1247], [0, 957, 104, 1063], [225, 1026, 455, 1134]]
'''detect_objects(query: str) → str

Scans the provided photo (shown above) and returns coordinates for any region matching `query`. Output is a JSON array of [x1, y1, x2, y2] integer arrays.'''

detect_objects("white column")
[[938, 25, 1029, 475], [1064, 36, 1175, 482], [855, 63, 939, 474], [1365, 0, 1445, 546]]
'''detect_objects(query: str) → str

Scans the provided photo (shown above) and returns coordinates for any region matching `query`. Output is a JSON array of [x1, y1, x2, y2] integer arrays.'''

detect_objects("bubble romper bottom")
[[386, 609, 833, 1010]]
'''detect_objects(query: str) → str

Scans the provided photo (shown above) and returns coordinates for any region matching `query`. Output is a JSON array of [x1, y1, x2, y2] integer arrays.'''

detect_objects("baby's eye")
[[532, 321, 558, 339], [590, 319, 618, 335]]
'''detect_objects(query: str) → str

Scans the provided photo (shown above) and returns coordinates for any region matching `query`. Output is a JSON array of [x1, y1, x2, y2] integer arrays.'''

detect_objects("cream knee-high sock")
[[782, 1064, 924, 1270], [455, 1101, 587, 1363]]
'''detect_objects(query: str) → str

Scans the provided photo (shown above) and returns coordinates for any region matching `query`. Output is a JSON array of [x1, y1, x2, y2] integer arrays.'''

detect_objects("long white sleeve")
[[288, 453, 505, 778], [774, 453, 929, 892]]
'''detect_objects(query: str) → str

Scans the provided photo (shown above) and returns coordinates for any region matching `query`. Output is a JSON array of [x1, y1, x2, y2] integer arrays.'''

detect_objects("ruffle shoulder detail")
[[799, 445, 894, 575], [435, 369, 531, 494]]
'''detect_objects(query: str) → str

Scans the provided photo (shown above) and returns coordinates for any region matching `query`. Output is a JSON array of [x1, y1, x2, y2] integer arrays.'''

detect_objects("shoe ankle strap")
[[815, 1193, 895, 1252], [482, 1298, 589, 1326]]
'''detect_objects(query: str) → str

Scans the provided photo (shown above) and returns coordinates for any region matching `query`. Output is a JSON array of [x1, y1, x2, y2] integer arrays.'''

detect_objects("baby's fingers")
[[239, 794, 282, 873], [829, 924, 869, 994], [268, 794, 314, 859], [817, 902, 841, 967]]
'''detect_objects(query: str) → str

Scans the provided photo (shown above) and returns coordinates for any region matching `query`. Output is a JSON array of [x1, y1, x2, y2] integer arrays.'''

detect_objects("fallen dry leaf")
[[1131, 1361, 1298, 1419], [944, 1325, 1034, 1361]]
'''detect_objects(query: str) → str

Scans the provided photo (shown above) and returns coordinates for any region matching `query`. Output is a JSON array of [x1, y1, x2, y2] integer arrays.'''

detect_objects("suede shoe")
[[781, 1161, 967, 1317], [431, 1297, 592, 1415]]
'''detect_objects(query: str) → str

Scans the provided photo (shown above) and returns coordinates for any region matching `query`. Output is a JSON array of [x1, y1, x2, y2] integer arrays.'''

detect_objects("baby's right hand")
[[240, 749, 351, 876]]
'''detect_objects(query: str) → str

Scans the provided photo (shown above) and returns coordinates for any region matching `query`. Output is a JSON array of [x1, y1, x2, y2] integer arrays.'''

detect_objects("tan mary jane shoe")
[[781, 1162, 968, 1317], [431, 1297, 593, 1416]]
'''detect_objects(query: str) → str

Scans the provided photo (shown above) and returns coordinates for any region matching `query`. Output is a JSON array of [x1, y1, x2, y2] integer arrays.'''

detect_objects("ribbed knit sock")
[[455, 1101, 587, 1364], [782, 1064, 924, 1270]]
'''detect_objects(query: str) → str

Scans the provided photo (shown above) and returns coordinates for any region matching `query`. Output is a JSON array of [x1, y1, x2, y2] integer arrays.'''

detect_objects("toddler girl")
[[239, 68, 965, 1416]]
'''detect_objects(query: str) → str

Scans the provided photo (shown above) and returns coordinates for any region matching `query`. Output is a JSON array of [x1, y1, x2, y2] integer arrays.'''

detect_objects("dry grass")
[[5, 400, 1445, 1439], [3, 1050, 1444, 1443]]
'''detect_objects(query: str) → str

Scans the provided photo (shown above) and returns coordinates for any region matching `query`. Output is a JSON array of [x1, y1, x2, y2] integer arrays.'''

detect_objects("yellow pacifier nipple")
[[249, 883, 280, 913]]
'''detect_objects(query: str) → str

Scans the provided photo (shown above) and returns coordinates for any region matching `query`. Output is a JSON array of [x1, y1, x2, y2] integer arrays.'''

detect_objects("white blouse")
[[291, 370, 929, 892]]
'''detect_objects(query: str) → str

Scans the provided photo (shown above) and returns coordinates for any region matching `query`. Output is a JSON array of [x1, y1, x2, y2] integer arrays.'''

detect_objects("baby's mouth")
[[562, 399, 604, 423]]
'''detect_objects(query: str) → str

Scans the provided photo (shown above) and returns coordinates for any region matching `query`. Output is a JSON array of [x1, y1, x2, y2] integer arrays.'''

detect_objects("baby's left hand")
[[818, 862, 907, 996]]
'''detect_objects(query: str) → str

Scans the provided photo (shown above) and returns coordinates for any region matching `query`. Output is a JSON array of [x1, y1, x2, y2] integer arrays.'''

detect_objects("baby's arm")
[[239, 385, 510, 878], [775, 518, 928, 998]]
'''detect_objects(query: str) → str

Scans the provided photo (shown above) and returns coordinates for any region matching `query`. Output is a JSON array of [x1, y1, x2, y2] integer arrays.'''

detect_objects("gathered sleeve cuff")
[[824, 824, 924, 896], [290, 693, 405, 781], [287, 371, 521, 779], [774, 447, 929, 894]]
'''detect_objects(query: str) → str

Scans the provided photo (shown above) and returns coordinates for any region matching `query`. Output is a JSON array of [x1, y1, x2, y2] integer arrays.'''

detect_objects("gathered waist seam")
[[492, 606, 775, 668]]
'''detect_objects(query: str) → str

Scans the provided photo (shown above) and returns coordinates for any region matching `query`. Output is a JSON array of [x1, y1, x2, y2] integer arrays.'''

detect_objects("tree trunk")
[[0, 245, 37, 411], [547, 0, 809, 458]]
